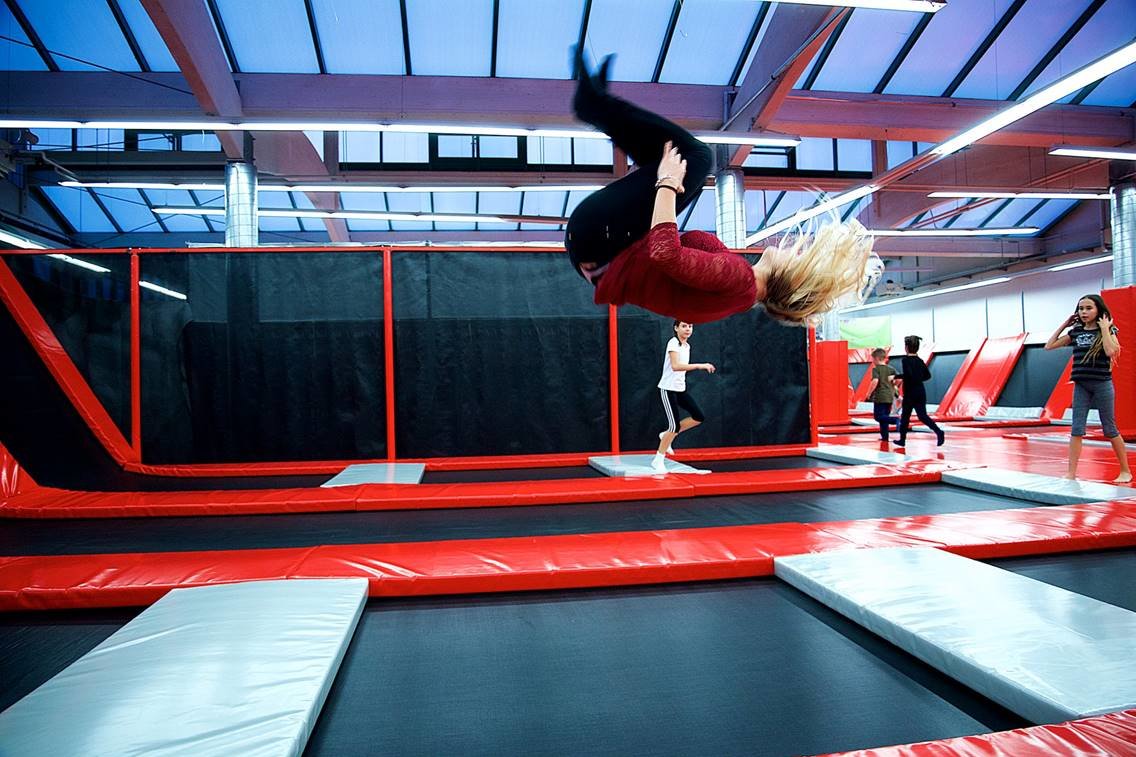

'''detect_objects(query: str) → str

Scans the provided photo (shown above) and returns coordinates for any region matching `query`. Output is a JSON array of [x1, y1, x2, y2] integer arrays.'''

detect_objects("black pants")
[[897, 399, 942, 441], [565, 76, 713, 275], [660, 388, 704, 433], [872, 402, 897, 441]]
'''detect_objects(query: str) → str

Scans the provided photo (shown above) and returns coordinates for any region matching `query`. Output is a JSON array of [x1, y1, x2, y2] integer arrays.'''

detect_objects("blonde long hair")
[[760, 218, 875, 326]]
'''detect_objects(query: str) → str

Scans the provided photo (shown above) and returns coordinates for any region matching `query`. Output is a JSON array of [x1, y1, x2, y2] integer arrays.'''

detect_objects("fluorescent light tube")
[[745, 184, 879, 245], [47, 254, 110, 273], [1048, 255, 1113, 272], [928, 191, 1111, 200], [841, 277, 1012, 312], [0, 229, 49, 248], [139, 280, 187, 300], [1049, 146, 1136, 161], [933, 41, 1136, 158], [866, 227, 1039, 236]]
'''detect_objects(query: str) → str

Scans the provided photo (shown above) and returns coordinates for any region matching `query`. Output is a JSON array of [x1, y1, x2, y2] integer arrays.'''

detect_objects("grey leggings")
[[1071, 379, 1118, 437]]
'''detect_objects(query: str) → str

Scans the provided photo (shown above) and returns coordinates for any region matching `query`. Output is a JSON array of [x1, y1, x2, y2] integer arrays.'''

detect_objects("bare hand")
[[1065, 313, 1079, 328], [657, 141, 687, 192], [1099, 314, 1113, 330], [704, 363, 716, 374]]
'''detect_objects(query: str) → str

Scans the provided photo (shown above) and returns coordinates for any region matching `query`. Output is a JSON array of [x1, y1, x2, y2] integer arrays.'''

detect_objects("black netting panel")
[[848, 362, 869, 388], [392, 253, 609, 457], [618, 306, 810, 449], [140, 252, 385, 463], [4, 254, 131, 442], [994, 344, 1069, 407], [924, 351, 967, 404]]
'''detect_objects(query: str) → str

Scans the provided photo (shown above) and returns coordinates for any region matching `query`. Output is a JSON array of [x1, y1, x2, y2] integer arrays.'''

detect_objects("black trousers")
[[565, 77, 713, 275], [897, 399, 942, 441]]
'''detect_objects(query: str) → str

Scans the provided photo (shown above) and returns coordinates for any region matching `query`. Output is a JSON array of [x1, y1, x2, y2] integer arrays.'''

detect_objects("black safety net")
[[3, 253, 132, 443], [139, 251, 386, 463], [924, 350, 967, 404], [993, 344, 1069, 407], [617, 305, 810, 449], [392, 252, 609, 457]]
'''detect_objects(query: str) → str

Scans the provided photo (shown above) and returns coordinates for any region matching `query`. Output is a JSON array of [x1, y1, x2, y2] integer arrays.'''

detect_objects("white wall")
[[843, 262, 1112, 352]]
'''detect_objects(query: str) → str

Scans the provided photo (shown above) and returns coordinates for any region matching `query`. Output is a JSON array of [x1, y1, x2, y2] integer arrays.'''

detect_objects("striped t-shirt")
[[1069, 324, 1117, 382]]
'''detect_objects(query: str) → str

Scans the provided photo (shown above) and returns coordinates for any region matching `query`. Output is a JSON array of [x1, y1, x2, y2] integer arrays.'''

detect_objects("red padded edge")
[[3, 501, 1135, 611], [933, 339, 985, 418], [0, 442, 36, 497], [0, 259, 136, 464], [0, 463, 933, 518], [818, 708, 1136, 757], [1043, 356, 1074, 423], [939, 333, 1027, 419]]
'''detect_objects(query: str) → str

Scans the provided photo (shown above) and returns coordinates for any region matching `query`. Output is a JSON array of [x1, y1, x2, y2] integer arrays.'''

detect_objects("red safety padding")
[[1042, 357, 1074, 423], [4, 501, 1136, 611], [0, 259, 136, 464], [0, 441, 36, 497], [818, 707, 1136, 757], [1103, 285, 1136, 436], [938, 334, 1027, 419], [814, 340, 851, 426], [0, 463, 938, 519]]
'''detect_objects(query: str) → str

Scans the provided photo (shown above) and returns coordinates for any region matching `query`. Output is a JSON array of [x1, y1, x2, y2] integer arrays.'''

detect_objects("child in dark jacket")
[[894, 335, 944, 447]]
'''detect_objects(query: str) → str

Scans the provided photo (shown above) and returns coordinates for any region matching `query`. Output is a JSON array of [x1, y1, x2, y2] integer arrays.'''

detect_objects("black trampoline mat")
[[2, 483, 1031, 556], [0, 580, 1026, 756], [422, 455, 837, 482], [989, 547, 1136, 612]]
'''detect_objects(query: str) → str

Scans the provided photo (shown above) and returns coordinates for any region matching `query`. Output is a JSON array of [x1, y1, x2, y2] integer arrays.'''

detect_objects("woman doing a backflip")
[[565, 49, 876, 327]]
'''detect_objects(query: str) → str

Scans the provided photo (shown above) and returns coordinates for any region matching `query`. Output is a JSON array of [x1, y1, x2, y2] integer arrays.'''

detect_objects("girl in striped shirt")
[[1045, 294, 1131, 483]]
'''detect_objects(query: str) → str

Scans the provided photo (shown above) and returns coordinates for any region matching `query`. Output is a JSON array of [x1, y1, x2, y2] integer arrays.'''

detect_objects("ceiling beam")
[[725, 4, 843, 165], [9, 72, 1131, 148], [139, 0, 348, 241]]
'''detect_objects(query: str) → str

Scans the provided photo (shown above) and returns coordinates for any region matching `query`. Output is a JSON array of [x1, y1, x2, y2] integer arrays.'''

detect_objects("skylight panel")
[[660, 0, 764, 85], [496, 0, 584, 79], [584, 0, 673, 82], [1019, 0, 1134, 102], [40, 186, 116, 232], [406, 0, 493, 76], [809, 9, 924, 92], [115, 0, 179, 71], [883, 0, 1002, 95], [213, 0, 319, 73], [90, 188, 160, 231], [952, 0, 1092, 100], [18, 0, 140, 71], [1, 3, 48, 69], [310, 0, 405, 74]]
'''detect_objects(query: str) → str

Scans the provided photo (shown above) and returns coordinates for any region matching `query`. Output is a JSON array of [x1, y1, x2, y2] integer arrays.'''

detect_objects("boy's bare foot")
[[1114, 472, 1133, 484], [1063, 473, 1077, 480]]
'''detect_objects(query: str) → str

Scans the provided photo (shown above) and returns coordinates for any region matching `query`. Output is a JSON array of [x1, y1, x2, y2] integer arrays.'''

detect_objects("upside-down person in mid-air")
[[565, 47, 880, 327]]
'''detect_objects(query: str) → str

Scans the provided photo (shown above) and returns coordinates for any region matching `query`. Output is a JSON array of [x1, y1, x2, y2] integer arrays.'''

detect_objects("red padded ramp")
[[1043, 356, 1074, 423], [817, 707, 1136, 757], [2, 501, 1134, 611], [937, 334, 1027, 419], [0, 464, 940, 519], [0, 442, 36, 497]]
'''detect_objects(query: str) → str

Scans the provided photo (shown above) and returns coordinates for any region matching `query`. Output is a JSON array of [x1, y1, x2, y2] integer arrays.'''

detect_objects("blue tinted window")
[[953, 0, 1092, 100], [660, 0, 762, 85], [341, 132, 381, 162], [437, 135, 474, 158], [584, 0, 672, 82], [40, 186, 116, 232], [182, 133, 222, 152], [386, 191, 432, 231], [311, 0, 405, 74], [92, 188, 159, 231], [573, 139, 613, 165], [521, 191, 568, 231], [341, 192, 390, 231], [433, 192, 477, 231], [18, 0, 139, 71], [1030, 199, 1078, 231], [884, 0, 1010, 96], [214, 0, 318, 73], [116, 0, 178, 70], [0, 3, 48, 69], [886, 141, 916, 169], [382, 133, 428, 163], [796, 138, 834, 171], [810, 9, 923, 93], [477, 191, 522, 231], [479, 136, 518, 159], [496, 0, 584, 79], [407, 0, 493, 76], [527, 136, 573, 164], [836, 139, 872, 171], [1022, 0, 1135, 102], [29, 128, 74, 150]]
